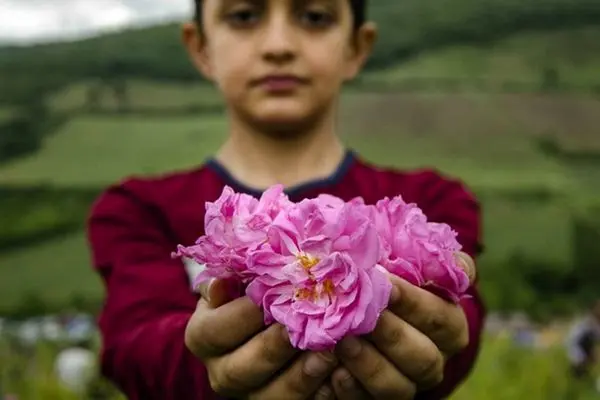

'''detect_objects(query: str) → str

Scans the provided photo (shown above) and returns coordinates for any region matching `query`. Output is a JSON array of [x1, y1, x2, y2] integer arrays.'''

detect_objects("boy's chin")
[[245, 103, 324, 135], [253, 99, 312, 117]]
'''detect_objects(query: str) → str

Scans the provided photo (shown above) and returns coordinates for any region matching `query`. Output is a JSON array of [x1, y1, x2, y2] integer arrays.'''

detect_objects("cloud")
[[0, 0, 193, 44]]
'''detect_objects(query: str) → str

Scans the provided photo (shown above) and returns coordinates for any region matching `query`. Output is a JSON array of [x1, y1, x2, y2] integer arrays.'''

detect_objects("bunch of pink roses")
[[174, 185, 469, 351]]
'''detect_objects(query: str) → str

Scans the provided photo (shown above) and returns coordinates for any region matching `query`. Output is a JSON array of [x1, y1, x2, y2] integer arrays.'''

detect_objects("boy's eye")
[[226, 8, 260, 27], [300, 10, 334, 28]]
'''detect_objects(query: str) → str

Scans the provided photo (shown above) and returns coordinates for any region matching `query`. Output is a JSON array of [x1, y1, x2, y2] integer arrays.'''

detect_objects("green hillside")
[[362, 27, 600, 92]]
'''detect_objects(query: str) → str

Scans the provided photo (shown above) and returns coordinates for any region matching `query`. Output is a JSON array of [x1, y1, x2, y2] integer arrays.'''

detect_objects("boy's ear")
[[344, 21, 378, 81], [181, 22, 213, 81]]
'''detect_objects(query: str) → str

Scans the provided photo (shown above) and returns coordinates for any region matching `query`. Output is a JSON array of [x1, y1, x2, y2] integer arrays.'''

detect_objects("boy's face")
[[183, 0, 376, 133]]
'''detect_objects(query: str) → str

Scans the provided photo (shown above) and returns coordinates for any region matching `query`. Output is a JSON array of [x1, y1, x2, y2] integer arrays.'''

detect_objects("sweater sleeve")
[[86, 181, 217, 400], [415, 172, 486, 399]]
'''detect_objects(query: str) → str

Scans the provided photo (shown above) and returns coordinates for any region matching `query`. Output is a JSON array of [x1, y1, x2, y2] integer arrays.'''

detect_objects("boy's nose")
[[260, 14, 298, 63]]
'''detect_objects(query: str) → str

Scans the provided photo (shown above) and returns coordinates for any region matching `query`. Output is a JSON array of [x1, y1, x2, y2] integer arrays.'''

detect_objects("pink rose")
[[173, 185, 293, 288], [246, 197, 392, 351], [373, 197, 426, 286], [374, 196, 468, 302], [420, 222, 469, 302], [174, 185, 468, 351]]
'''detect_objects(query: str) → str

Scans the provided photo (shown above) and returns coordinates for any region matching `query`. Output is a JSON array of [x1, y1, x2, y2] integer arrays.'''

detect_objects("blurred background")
[[1, 0, 600, 398]]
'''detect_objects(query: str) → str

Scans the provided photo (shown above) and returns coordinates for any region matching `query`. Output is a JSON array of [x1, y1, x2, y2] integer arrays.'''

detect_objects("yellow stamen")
[[322, 279, 335, 296], [297, 254, 320, 271], [294, 280, 336, 303], [295, 287, 316, 301]]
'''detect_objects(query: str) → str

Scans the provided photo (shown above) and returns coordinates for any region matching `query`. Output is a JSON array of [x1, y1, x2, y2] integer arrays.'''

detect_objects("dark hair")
[[194, 0, 367, 30]]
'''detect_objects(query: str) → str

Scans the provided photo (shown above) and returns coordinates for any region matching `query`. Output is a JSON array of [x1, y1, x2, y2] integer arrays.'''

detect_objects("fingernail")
[[456, 252, 476, 282], [315, 384, 334, 400], [304, 352, 336, 377], [335, 368, 356, 391], [341, 374, 356, 390], [388, 275, 402, 303], [390, 284, 401, 303], [196, 279, 213, 301], [338, 337, 362, 358], [202, 278, 216, 302]]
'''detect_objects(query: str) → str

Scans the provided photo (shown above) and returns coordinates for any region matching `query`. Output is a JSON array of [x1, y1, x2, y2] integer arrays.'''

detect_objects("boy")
[[87, 0, 486, 398]]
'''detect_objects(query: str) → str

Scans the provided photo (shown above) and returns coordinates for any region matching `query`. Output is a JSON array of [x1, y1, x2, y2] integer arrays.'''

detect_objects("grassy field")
[[1, 334, 598, 399], [50, 81, 224, 113], [2, 89, 599, 189], [0, 108, 14, 122], [453, 336, 599, 400], [0, 114, 226, 186], [0, 233, 103, 310]]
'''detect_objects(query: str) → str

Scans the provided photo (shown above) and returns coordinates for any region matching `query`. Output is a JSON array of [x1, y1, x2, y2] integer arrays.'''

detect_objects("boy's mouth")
[[252, 74, 309, 92]]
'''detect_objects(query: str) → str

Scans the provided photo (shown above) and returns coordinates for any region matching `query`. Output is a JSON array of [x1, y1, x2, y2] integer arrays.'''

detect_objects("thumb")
[[197, 279, 227, 308], [197, 278, 242, 308], [455, 251, 476, 284]]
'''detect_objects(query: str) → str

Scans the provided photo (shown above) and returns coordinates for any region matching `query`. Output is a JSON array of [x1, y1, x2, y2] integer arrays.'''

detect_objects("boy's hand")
[[185, 279, 339, 399], [331, 252, 476, 399]]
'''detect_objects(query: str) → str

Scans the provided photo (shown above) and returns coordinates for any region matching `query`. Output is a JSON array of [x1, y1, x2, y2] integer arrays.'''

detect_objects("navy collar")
[[206, 149, 356, 198]]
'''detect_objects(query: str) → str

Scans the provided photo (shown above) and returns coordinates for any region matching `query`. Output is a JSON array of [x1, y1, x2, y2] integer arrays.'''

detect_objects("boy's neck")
[[215, 115, 346, 191]]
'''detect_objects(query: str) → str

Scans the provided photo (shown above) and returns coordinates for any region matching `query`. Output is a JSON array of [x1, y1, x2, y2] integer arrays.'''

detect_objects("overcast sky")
[[0, 0, 193, 44]]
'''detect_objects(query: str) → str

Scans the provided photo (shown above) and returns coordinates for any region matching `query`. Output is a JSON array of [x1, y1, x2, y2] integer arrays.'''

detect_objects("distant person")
[[510, 312, 537, 349], [566, 301, 600, 379], [87, 0, 485, 399], [54, 339, 96, 394]]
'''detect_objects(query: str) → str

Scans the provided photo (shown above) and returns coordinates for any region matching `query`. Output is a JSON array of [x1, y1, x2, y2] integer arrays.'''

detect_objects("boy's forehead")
[[212, 0, 340, 6]]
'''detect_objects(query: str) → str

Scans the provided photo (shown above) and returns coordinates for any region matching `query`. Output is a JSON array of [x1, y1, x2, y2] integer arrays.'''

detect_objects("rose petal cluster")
[[174, 185, 292, 287], [174, 185, 468, 350], [373, 196, 469, 303]]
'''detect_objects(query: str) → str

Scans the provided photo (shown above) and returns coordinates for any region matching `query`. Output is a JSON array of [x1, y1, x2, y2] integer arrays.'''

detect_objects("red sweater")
[[87, 151, 485, 399]]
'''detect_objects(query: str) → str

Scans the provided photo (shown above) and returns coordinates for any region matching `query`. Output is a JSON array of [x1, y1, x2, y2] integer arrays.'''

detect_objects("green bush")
[[571, 207, 600, 302], [0, 102, 69, 165], [535, 134, 600, 164], [0, 186, 100, 252], [0, 292, 101, 321]]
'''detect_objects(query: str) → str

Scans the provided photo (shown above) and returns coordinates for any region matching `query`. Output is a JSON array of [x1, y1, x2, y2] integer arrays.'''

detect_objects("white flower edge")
[[182, 257, 207, 293]]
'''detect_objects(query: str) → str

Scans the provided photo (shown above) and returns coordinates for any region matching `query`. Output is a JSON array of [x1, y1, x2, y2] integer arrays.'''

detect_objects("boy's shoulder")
[[352, 157, 483, 255], [92, 163, 219, 212], [351, 156, 478, 206], [112, 165, 209, 194]]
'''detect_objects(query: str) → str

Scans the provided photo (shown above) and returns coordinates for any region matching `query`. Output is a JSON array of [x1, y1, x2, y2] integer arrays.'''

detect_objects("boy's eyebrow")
[[218, 0, 261, 7], [214, 0, 245, 12], [217, 0, 337, 11], [299, 0, 338, 6], [218, 0, 239, 7], [215, 0, 338, 14]]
